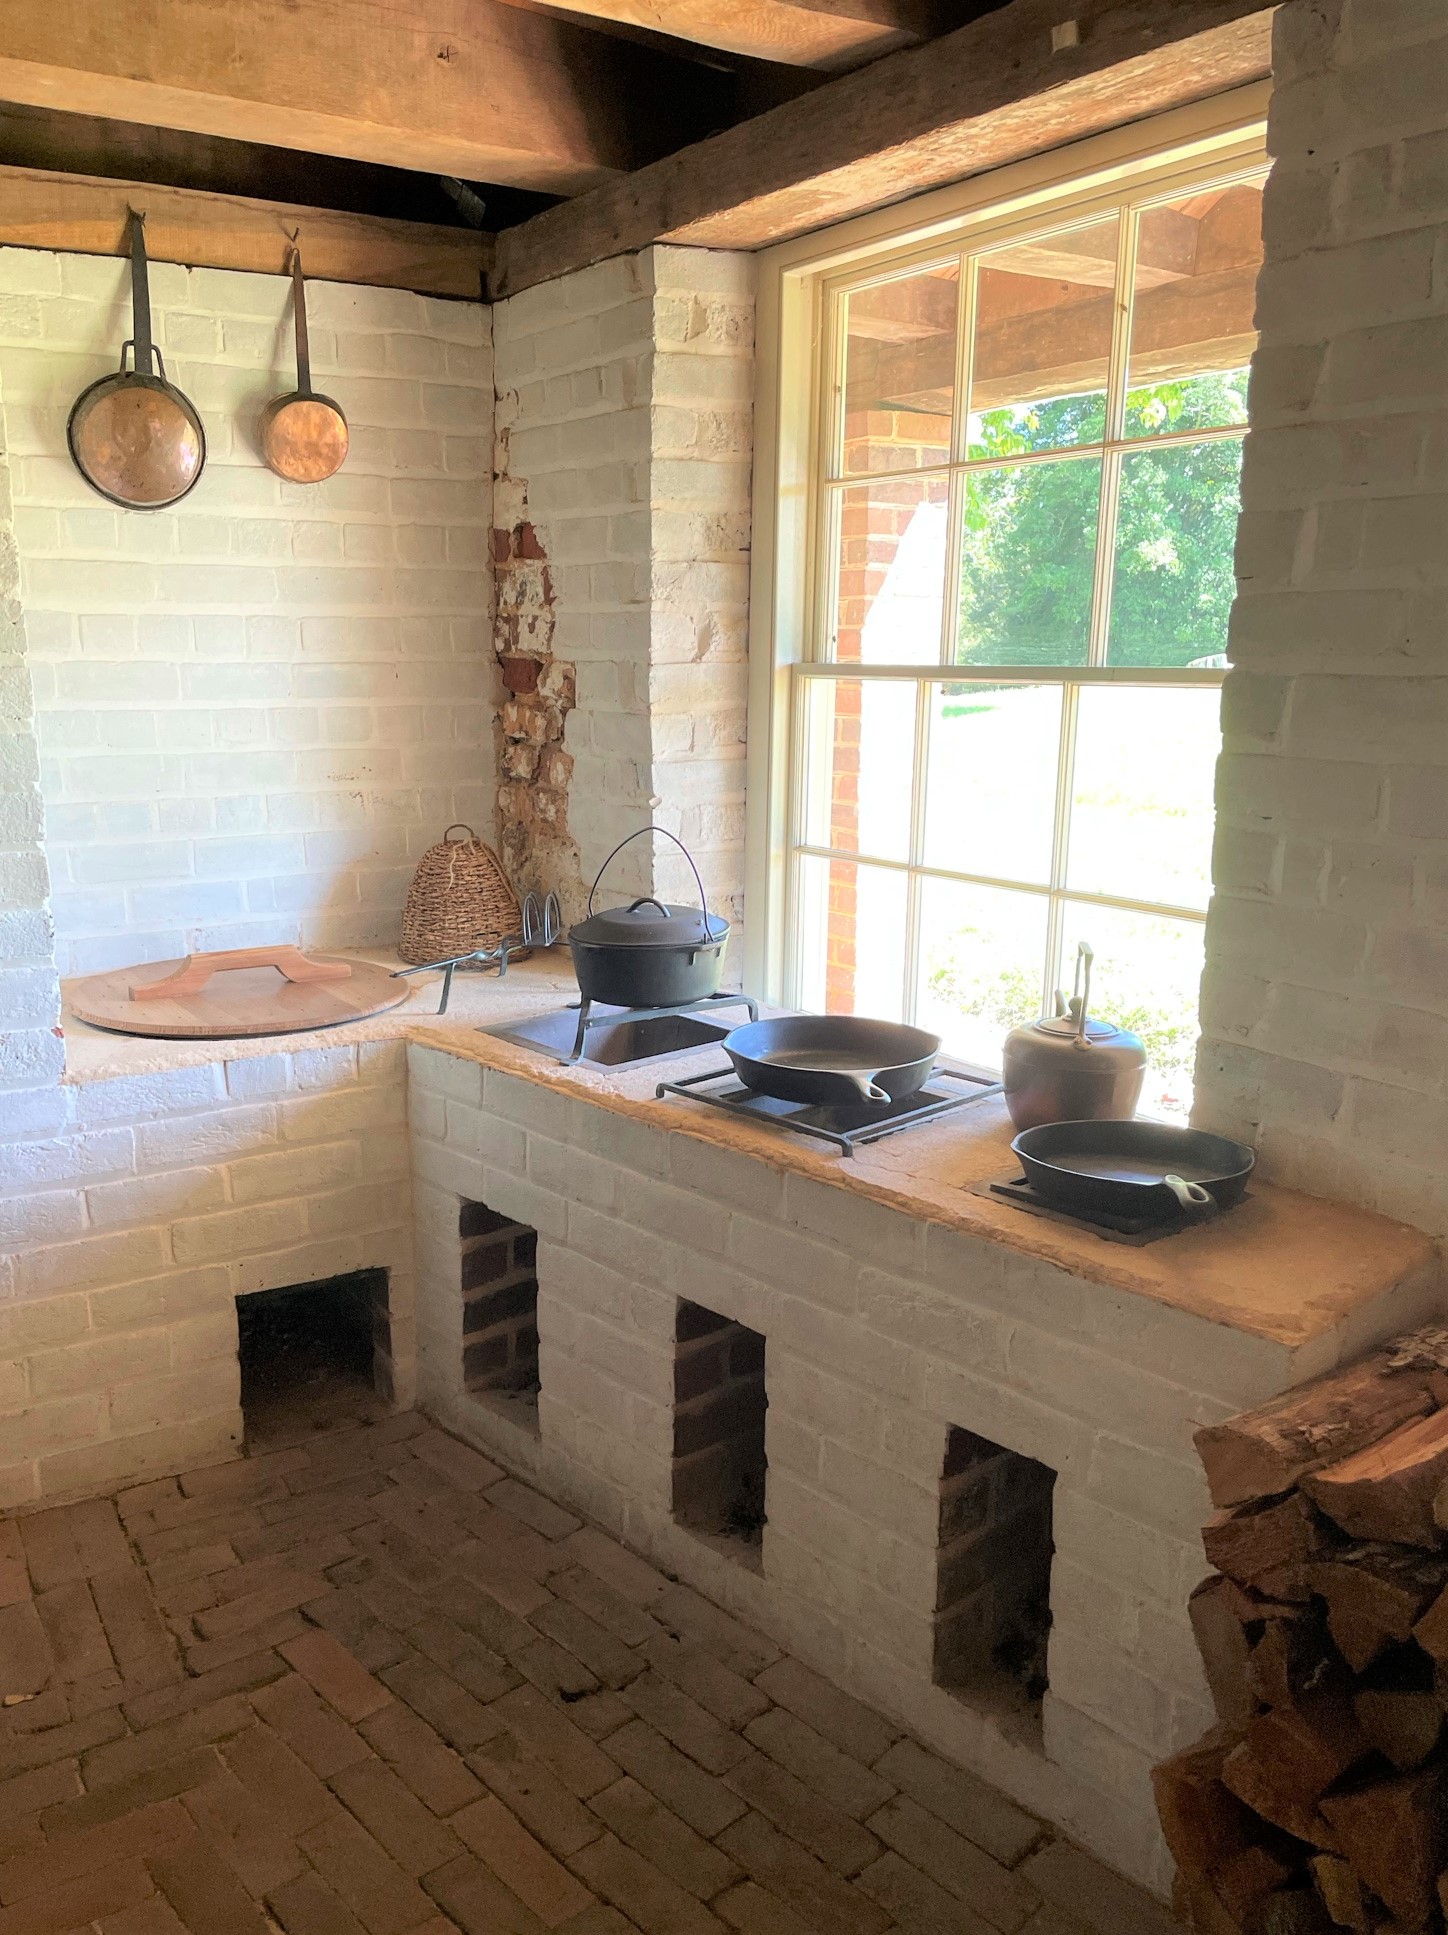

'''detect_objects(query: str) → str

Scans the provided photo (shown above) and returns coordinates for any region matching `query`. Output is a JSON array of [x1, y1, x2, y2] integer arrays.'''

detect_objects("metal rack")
[[655, 1064, 1002, 1155], [391, 891, 560, 1013], [557, 990, 758, 1066]]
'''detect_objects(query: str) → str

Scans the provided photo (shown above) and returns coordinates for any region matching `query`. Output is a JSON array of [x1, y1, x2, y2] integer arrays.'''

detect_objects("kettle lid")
[[1031, 1013, 1124, 1044]]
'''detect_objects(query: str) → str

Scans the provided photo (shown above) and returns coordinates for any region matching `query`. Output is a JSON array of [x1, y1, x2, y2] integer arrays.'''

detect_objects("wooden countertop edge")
[[410, 1024, 1439, 1352]]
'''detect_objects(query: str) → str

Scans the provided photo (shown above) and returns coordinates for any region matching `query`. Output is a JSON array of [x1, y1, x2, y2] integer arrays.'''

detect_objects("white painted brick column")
[[0, 323, 63, 1138], [492, 247, 752, 928], [1195, 0, 1448, 1235]]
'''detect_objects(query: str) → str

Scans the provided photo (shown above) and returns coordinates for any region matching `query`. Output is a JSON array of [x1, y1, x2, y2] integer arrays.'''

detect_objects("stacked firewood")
[[1154, 1327, 1448, 1935]]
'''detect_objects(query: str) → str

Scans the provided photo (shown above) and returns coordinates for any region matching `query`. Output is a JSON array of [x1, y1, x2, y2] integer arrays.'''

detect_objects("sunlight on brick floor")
[[0, 1411, 1178, 1935]]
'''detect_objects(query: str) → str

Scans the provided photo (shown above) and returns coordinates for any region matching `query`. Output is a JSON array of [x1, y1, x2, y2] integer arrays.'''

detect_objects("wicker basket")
[[399, 824, 522, 965]]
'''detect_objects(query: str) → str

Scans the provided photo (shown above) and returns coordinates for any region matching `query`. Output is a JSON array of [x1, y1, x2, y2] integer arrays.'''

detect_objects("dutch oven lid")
[[570, 897, 729, 949]]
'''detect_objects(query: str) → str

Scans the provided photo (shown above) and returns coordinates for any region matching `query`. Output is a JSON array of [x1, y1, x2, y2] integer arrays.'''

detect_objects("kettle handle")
[[1071, 942, 1095, 1048]]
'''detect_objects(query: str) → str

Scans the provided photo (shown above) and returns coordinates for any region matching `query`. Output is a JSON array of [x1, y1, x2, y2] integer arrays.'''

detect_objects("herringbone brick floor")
[[0, 1409, 1177, 1935]]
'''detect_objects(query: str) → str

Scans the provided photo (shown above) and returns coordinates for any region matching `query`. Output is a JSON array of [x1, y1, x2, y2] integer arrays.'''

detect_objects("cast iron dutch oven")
[[568, 826, 729, 1008], [1011, 1118, 1255, 1221]]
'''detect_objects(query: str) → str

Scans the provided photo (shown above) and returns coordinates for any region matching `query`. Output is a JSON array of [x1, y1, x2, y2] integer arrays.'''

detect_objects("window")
[[754, 114, 1268, 1119]]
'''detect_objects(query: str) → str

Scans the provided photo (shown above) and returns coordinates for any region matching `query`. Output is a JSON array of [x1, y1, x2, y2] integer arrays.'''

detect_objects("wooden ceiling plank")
[[0, 0, 722, 197], [491, 0, 1274, 299], [0, 165, 490, 298], [528, 0, 935, 71]]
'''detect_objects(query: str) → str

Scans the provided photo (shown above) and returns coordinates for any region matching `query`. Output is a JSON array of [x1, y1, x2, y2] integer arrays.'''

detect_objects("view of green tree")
[[957, 372, 1249, 670]]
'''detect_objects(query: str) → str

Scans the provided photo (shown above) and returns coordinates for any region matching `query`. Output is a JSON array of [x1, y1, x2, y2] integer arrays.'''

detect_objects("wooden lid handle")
[[130, 945, 353, 1001]]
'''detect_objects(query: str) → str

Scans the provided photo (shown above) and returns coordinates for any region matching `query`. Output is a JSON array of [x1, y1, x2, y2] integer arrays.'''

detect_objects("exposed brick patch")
[[458, 1202, 539, 1416], [672, 1302, 767, 1552], [933, 1425, 1054, 1709], [490, 427, 582, 908]]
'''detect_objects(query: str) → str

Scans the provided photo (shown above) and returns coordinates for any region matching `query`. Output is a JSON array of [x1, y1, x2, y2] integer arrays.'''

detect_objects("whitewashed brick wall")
[[0, 394, 62, 1127], [1195, 0, 1448, 1235], [492, 246, 751, 924], [407, 1044, 1439, 1893], [0, 1039, 414, 1510], [0, 250, 494, 976]]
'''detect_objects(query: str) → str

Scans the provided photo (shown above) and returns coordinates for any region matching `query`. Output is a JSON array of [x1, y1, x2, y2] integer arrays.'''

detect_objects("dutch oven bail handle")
[[586, 825, 717, 948]]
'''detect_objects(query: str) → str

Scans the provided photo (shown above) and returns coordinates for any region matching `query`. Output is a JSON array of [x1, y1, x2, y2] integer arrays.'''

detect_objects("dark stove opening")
[[672, 1300, 767, 1562], [460, 1199, 540, 1432], [237, 1268, 391, 1449], [933, 1424, 1055, 1717]]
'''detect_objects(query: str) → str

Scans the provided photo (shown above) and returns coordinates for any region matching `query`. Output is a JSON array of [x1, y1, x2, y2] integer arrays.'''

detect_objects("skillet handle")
[[837, 1073, 892, 1105], [1162, 1174, 1217, 1218]]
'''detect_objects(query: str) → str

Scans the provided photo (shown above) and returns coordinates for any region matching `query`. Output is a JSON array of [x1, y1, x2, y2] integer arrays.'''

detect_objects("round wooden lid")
[[69, 953, 410, 1039]]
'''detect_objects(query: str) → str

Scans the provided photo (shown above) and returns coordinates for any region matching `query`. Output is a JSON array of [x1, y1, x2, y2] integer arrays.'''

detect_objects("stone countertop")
[[61, 948, 1437, 1349], [59, 948, 582, 1082], [411, 996, 1438, 1354]]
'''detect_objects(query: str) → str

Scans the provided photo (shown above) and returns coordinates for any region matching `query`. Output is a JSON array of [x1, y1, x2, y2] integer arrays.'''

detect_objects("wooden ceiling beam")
[[526, 0, 942, 72], [0, 0, 734, 198], [0, 165, 490, 298], [491, 0, 1275, 298]]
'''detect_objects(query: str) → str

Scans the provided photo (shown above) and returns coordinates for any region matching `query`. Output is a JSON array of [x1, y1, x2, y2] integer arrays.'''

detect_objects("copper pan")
[[68, 211, 206, 510], [261, 246, 348, 484]]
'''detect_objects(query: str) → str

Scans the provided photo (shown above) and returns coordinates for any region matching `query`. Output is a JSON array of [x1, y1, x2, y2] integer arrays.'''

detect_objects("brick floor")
[[0, 1412, 1180, 1935]]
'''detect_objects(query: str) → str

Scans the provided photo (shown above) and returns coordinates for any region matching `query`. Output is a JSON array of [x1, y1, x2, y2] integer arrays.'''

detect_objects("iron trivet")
[[656, 1065, 1003, 1155], [559, 991, 758, 1065], [974, 1173, 1247, 1246]]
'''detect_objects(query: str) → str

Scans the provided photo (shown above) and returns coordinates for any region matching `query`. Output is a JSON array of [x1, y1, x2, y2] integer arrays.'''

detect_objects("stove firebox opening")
[[460, 1199, 540, 1430], [672, 1300, 767, 1558], [934, 1424, 1055, 1713], [237, 1268, 391, 1448]]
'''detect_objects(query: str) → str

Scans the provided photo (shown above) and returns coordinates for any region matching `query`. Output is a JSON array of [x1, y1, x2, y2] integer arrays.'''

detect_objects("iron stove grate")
[[655, 1065, 1002, 1155]]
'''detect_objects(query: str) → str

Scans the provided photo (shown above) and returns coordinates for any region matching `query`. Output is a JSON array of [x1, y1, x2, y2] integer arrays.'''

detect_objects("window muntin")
[[787, 162, 1267, 1121]]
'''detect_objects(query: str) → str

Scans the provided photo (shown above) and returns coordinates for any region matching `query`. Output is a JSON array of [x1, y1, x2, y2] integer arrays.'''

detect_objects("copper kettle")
[[1002, 943, 1146, 1131]]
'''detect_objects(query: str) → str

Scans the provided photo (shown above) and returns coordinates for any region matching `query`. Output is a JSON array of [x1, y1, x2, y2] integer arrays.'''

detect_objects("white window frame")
[[744, 85, 1272, 1028]]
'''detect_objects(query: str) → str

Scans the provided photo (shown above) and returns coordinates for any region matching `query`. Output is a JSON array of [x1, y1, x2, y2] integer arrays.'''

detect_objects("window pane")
[[956, 457, 1101, 668], [842, 264, 959, 476], [802, 678, 916, 863], [1066, 687, 1220, 910], [968, 214, 1119, 458], [1106, 437, 1242, 668], [1125, 178, 1263, 438], [832, 476, 949, 663], [917, 879, 1049, 1072], [1058, 901, 1205, 1121], [797, 854, 907, 1020], [923, 682, 1061, 886]]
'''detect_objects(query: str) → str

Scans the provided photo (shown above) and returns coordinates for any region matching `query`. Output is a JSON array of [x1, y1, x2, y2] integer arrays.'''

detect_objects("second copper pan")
[[261, 247, 348, 484]]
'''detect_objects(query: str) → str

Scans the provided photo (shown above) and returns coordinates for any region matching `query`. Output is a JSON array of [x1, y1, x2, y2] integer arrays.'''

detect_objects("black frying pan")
[[723, 1015, 940, 1107], [1011, 1118, 1255, 1221]]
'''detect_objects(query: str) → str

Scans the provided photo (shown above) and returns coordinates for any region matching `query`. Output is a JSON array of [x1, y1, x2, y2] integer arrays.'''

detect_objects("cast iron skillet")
[[1011, 1118, 1255, 1221], [722, 1015, 941, 1108]]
